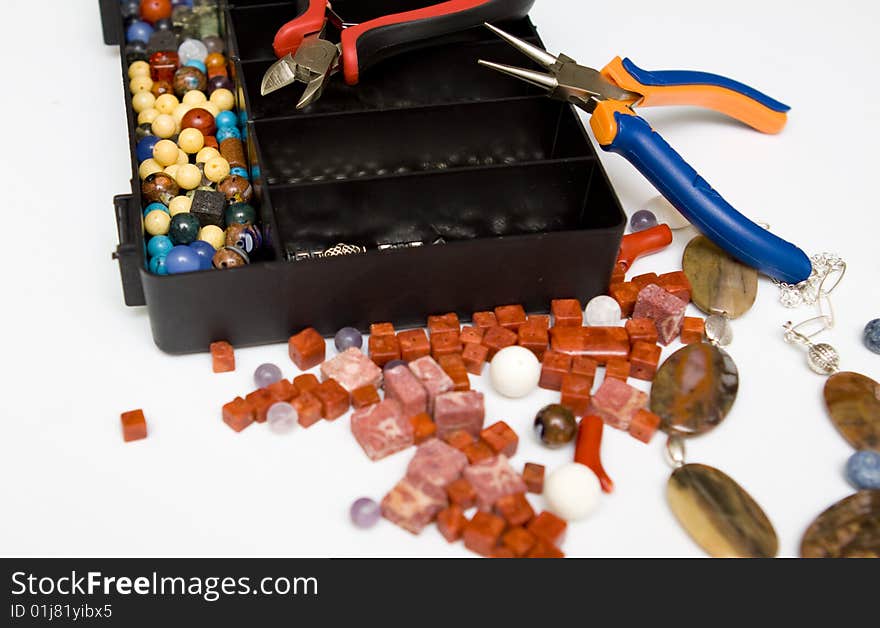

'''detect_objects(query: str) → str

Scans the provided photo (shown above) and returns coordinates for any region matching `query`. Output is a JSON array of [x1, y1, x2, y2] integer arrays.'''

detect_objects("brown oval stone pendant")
[[682, 236, 758, 318], [823, 372, 880, 450], [650, 343, 739, 437], [667, 463, 778, 558], [800, 491, 880, 558]]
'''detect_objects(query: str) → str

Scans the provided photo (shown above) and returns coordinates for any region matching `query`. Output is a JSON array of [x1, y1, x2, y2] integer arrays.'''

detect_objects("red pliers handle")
[[273, 0, 535, 85]]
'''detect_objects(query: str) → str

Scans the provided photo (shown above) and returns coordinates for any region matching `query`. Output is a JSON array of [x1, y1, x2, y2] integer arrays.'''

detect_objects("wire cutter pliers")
[[261, 0, 535, 109], [479, 24, 811, 284]]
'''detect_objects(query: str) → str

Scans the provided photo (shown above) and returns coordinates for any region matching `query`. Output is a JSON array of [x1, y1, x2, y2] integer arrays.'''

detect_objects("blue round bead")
[[136, 136, 160, 163], [630, 209, 658, 233], [149, 254, 168, 276], [230, 167, 249, 180], [126, 20, 154, 44], [215, 110, 238, 129], [238, 111, 248, 126], [846, 450, 880, 489], [165, 245, 202, 274], [184, 59, 207, 74], [143, 201, 168, 216], [863, 319, 880, 354], [189, 240, 216, 270], [147, 235, 174, 258], [334, 327, 363, 352], [216, 126, 241, 143]]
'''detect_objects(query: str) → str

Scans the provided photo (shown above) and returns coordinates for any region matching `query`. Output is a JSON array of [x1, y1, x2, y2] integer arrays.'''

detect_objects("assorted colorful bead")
[[123, 0, 260, 275]]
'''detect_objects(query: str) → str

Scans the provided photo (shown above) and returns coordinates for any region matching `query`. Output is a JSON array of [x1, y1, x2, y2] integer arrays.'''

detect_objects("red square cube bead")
[[444, 429, 475, 451], [527, 511, 567, 546], [222, 397, 254, 433], [571, 355, 598, 387], [427, 312, 460, 337], [626, 318, 659, 346], [210, 341, 235, 373], [293, 392, 322, 428], [518, 323, 549, 359], [480, 421, 519, 457], [462, 440, 495, 465], [351, 384, 380, 409], [495, 493, 535, 527], [266, 378, 297, 402], [502, 526, 537, 557], [610, 261, 626, 285], [368, 334, 401, 367], [630, 341, 662, 381], [370, 322, 395, 337], [472, 311, 498, 330], [461, 342, 489, 376], [526, 538, 565, 558], [605, 358, 631, 382], [608, 282, 639, 318], [293, 373, 319, 395], [629, 408, 662, 444], [551, 299, 583, 327], [446, 478, 477, 509], [438, 353, 470, 391], [540, 350, 572, 391], [313, 379, 349, 420], [482, 326, 518, 359], [120, 409, 148, 442], [431, 332, 463, 361], [632, 272, 660, 291], [681, 317, 705, 345], [437, 505, 468, 543], [409, 413, 437, 444], [288, 328, 325, 371], [522, 463, 545, 494], [658, 271, 692, 303], [464, 512, 507, 557], [528, 314, 551, 330], [494, 304, 527, 331], [560, 373, 592, 416], [398, 328, 430, 362], [459, 326, 484, 345], [245, 388, 275, 423]]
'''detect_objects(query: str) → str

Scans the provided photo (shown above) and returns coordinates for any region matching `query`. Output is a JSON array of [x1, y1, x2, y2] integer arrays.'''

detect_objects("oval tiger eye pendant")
[[682, 235, 758, 319], [823, 372, 880, 450], [650, 343, 739, 437], [801, 491, 880, 558], [667, 463, 778, 558]]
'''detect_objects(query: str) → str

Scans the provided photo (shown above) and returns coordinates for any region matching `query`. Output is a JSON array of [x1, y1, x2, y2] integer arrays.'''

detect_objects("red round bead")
[[180, 108, 217, 137], [140, 0, 172, 24]]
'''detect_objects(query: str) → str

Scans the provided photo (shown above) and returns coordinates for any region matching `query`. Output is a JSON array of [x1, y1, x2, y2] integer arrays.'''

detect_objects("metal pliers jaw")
[[260, 24, 342, 109]]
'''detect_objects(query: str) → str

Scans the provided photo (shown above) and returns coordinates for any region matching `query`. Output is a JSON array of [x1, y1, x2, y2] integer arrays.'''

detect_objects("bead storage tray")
[[104, 0, 626, 353]]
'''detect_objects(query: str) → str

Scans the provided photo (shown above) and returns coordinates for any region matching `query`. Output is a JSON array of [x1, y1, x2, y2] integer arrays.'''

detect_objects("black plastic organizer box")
[[102, 0, 626, 354]]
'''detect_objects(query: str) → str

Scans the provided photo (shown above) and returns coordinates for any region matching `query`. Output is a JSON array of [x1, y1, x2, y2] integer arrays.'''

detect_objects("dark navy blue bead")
[[189, 240, 216, 270], [136, 136, 160, 163], [334, 327, 363, 352], [147, 235, 174, 259], [126, 20, 154, 44], [165, 245, 201, 274], [846, 450, 880, 489], [864, 319, 880, 354]]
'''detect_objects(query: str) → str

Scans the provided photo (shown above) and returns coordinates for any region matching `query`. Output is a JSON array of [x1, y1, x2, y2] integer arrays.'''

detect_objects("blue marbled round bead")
[[863, 319, 880, 354], [136, 136, 160, 163], [630, 209, 658, 233], [334, 327, 363, 352], [216, 126, 241, 143], [230, 167, 249, 180], [846, 450, 880, 489], [189, 240, 216, 270], [149, 254, 168, 276], [143, 201, 168, 216], [165, 245, 201, 274], [126, 20, 154, 44], [147, 235, 174, 258], [215, 110, 238, 129]]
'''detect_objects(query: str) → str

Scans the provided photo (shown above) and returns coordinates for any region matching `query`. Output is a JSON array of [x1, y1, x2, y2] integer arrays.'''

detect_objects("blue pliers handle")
[[479, 25, 812, 284]]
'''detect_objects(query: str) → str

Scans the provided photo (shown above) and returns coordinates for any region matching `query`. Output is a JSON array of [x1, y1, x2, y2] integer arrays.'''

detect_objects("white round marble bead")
[[267, 402, 298, 435], [544, 462, 601, 521], [178, 38, 209, 64], [644, 195, 690, 230], [489, 346, 541, 398], [585, 295, 622, 326]]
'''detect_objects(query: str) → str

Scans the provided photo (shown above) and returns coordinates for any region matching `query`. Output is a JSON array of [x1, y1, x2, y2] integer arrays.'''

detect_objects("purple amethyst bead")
[[334, 327, 363, 352], [267, 402, 298, 435], [350, 497, 381, 529], [254, 363, 283, 388], [630, 209, 659, 233]]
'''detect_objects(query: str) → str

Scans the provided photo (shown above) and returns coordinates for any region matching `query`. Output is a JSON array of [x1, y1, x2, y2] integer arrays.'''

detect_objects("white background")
[[0, 0, 877, 557]]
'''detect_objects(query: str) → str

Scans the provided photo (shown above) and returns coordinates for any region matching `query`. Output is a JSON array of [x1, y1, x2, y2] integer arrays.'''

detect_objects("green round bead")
[[225, 202, 257, 226], [169, 213, 200, 245]]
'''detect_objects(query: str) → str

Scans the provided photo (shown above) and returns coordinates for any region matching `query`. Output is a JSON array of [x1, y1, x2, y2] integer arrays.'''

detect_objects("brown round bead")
[[181, 107, 217, 137], [151, 80, 173, 97], [218, 174, 253, 204], [205, 53, 226, 70], [173, 66, 207, 98], [213, 246, 249, 269], [534, 404, 577, 448], [141, 172, 180, 205]]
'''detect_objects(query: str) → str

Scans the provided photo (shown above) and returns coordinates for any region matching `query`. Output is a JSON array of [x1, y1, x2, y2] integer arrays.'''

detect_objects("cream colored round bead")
[[163, 164, 181, 179], [210, 88, 235, 111], [131, 91, 156, 114], [175, 164, 203, 190], [129, 75, 153, 94], [198, 225, 226, 250], [168, 195, 193, 216], [204, 157, 231, 183], [137, 108, 160, 126], [151, 114, 177, 139], [176, 149, 189, 166], [172, 103, 193, 126], [196, 147, 221, 164], [489, 346, 541, 398], [154, 93, 179, 115], [199, 101, 220, 117], [544, 462, 601, 521], [128, 60, 150, 79], [138, 159, 163, 180], [152, 139, 180, 167], [144, 210, 171, 236], [182, 90, 207, 106], [178, 128, 205, 154]]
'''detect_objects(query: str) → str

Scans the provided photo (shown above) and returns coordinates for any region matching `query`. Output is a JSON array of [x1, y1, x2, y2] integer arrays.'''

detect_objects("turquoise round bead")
[[230, 167, 249, 180], [184, 59, 207, 74], [149, 254, 168, 275], [216, 126, 241, 143], [147, 235, 174, 258], [144, 201, 169, 216], [215, 110, 238, 129]]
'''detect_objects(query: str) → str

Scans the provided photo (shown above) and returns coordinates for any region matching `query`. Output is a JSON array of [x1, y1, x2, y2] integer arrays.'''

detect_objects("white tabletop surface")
[[1, 0, 877, 557]]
